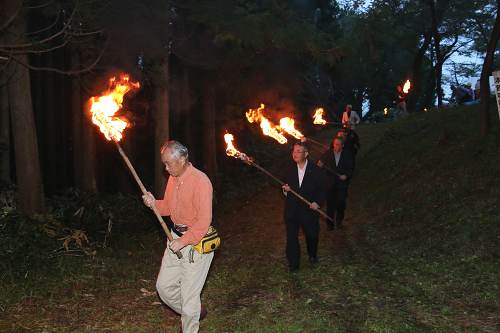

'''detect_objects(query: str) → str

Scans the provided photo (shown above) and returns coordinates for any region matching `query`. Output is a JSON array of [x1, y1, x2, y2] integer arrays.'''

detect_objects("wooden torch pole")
[[248, 161, 334, 223], [113, 139, 182, 259]]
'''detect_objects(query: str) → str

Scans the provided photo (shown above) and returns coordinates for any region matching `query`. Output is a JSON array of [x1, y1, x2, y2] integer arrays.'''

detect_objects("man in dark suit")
[[281, 142, 326, 273], [318, 137, 353, 230]]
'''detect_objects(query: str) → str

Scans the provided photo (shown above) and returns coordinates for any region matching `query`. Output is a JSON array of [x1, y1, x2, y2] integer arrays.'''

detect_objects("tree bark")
[[407, 31, 433, 112], [71, 51, 84, 188], [0, 83, 10, 182], [81, 94, 97, 191], [153, 58, 169, 198], [5, 9, 45, 212], [201, 73, 217, 183], [480, 0, 500, 137], [42, 50, 57, 194]]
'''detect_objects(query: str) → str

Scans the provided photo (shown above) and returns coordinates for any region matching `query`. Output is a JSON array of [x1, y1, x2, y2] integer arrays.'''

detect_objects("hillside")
[[1, 102, 499, 332]]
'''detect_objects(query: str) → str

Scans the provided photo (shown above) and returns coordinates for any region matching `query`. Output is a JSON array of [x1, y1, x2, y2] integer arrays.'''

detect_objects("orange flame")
[[279, 117, 303, 139], [224, 133, 253, 164], [384, 108, 387, 114], [224, 133, 242, 158], [403, 79, 411, 94], [246, 104, 287, 144], [90, 74, 140, 141], [424, 108, 428, 112], [313, 108, 326, 125]]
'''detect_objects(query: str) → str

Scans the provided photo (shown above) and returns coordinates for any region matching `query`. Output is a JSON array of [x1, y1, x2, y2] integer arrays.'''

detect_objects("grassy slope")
[[1, 103, 499, 332]]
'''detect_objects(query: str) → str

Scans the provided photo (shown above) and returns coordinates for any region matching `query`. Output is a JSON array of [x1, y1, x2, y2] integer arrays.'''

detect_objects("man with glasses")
[[281, 142, 326, 273], [318, 137, 353, 230]]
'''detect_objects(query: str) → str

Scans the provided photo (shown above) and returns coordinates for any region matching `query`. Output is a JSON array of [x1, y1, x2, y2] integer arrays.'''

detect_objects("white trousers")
[[156, 233, 214, 333]]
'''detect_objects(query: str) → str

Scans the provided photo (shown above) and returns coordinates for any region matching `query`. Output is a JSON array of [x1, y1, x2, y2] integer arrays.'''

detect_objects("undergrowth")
[[1, 102, 499, 332]]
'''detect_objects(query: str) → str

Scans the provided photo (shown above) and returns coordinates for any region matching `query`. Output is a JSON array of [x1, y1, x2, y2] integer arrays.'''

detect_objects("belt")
[[174, 223, 189, 232], [174, 224, 189, 232]]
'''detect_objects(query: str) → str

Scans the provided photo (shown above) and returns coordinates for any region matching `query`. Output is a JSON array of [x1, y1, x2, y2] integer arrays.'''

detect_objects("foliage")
[[0, 188, 160, 310]]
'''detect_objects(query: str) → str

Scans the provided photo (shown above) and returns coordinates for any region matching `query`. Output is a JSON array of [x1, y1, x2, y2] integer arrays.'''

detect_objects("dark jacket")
[[281, 160, 326, 221], [322, 149, 353, 190], [345, 129, 360, 156]]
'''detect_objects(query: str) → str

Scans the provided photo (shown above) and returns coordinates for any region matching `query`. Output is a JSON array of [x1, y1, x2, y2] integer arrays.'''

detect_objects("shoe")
[[180, 307, 207, 332], [309, 257, 318, 264], [337, 221, 343, 229], [286, 266, 299, 273], [200, 306, 207, 320], [327, 221, 334, 231]]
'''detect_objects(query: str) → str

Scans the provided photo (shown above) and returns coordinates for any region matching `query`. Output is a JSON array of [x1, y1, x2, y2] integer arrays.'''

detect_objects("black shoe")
[[309, 257, 318, 264], [327, 221, 334, 231], [286, 266, 299, 273], [200, 306, 207, 320], [337, 221, 343, 229]]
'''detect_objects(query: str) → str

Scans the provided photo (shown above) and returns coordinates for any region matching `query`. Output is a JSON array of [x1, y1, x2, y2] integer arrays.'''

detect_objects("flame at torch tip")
[[279, 117, 303, 139], [224, 133, 253, 163], [313, 108, 326, 125], [403, 79, 411, 94], [246, 104, 287, 144], [90, 74, 140, 141]]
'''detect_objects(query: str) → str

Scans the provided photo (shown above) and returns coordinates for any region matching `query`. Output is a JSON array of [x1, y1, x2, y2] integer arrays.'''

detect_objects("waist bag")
[[193, 226, 220, 254]]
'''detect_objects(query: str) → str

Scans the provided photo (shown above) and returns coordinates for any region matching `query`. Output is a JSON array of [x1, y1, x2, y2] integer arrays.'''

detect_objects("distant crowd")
[[450, 80, 481, 105]]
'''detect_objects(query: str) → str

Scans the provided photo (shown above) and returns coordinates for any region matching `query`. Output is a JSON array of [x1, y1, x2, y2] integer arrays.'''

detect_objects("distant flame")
[[246, 104, 287, 144], [403, 80, 411, 94], [90, 74, 140, 141], [384, 108, 387, 114], [279, 117, 303, 139], [424, 108, 427, 112], [224, 133, 253, 164], [313, 108, 326, 125]]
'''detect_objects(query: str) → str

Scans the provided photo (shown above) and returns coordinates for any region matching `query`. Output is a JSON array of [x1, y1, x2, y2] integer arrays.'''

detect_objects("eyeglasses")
[[293, 150, 306, 155]]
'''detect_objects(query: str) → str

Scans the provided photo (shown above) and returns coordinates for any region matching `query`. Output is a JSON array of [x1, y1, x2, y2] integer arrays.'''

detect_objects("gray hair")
[[294, 141, 309, 152], [347, 104, 352, 111], [161, 140, 189, 162]]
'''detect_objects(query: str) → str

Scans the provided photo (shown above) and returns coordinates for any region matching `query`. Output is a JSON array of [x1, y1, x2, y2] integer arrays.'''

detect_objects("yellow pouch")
[[193, 226, 220, 254]]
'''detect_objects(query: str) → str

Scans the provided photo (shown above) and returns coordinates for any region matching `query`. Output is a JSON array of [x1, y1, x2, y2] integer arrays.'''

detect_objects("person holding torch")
[[281, 142, 326, 273], [142, 141, 213, 333]]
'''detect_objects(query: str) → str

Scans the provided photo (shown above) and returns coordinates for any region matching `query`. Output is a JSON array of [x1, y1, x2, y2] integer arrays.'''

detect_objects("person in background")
[[142, 140, 213, 333], [475, 80, 481, 100], [342, 104, 360, 129], [466, 83, 474, 100], [342, 122, 360, 170], [281, 142, 326, 273], [450, 85, 472, 105], [393, 86, 408, 120], [317, 137, 353, 230]]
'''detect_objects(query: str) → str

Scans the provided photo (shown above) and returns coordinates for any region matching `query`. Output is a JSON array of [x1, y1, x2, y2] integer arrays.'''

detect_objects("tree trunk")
[[153, 59, 170, 198], [407, 31, 433, 112], [181, 70, 195, 164], [6, 11, 45, 213], [42, 51, 57, 194], [201, 74, 217, 183], [81, 94, 97, 191], [480, 0, 500, 137], [0, 83, 10, 182], [71, 51, 84, 188]]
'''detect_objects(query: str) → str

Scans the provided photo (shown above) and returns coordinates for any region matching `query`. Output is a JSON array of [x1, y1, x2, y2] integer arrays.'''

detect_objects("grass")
[[1, 102, 500, 332]]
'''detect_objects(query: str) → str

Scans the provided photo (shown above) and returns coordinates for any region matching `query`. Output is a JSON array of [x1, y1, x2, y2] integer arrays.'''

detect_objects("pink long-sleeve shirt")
[[155, 163, 213, 247]]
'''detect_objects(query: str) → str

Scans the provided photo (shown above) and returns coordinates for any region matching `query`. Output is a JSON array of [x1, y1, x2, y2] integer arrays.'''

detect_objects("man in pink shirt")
[[143, 140, 213, 333]]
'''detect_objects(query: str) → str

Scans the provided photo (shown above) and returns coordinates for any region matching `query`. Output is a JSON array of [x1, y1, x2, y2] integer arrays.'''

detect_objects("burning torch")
[[225, 133, 334, 223], [90, 74, 182, 259], [246, 104, 338, 176]]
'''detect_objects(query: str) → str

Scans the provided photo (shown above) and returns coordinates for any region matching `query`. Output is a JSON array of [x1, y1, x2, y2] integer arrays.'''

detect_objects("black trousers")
[[326, 186, 347, 223], [285, 211, 319, 268]]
